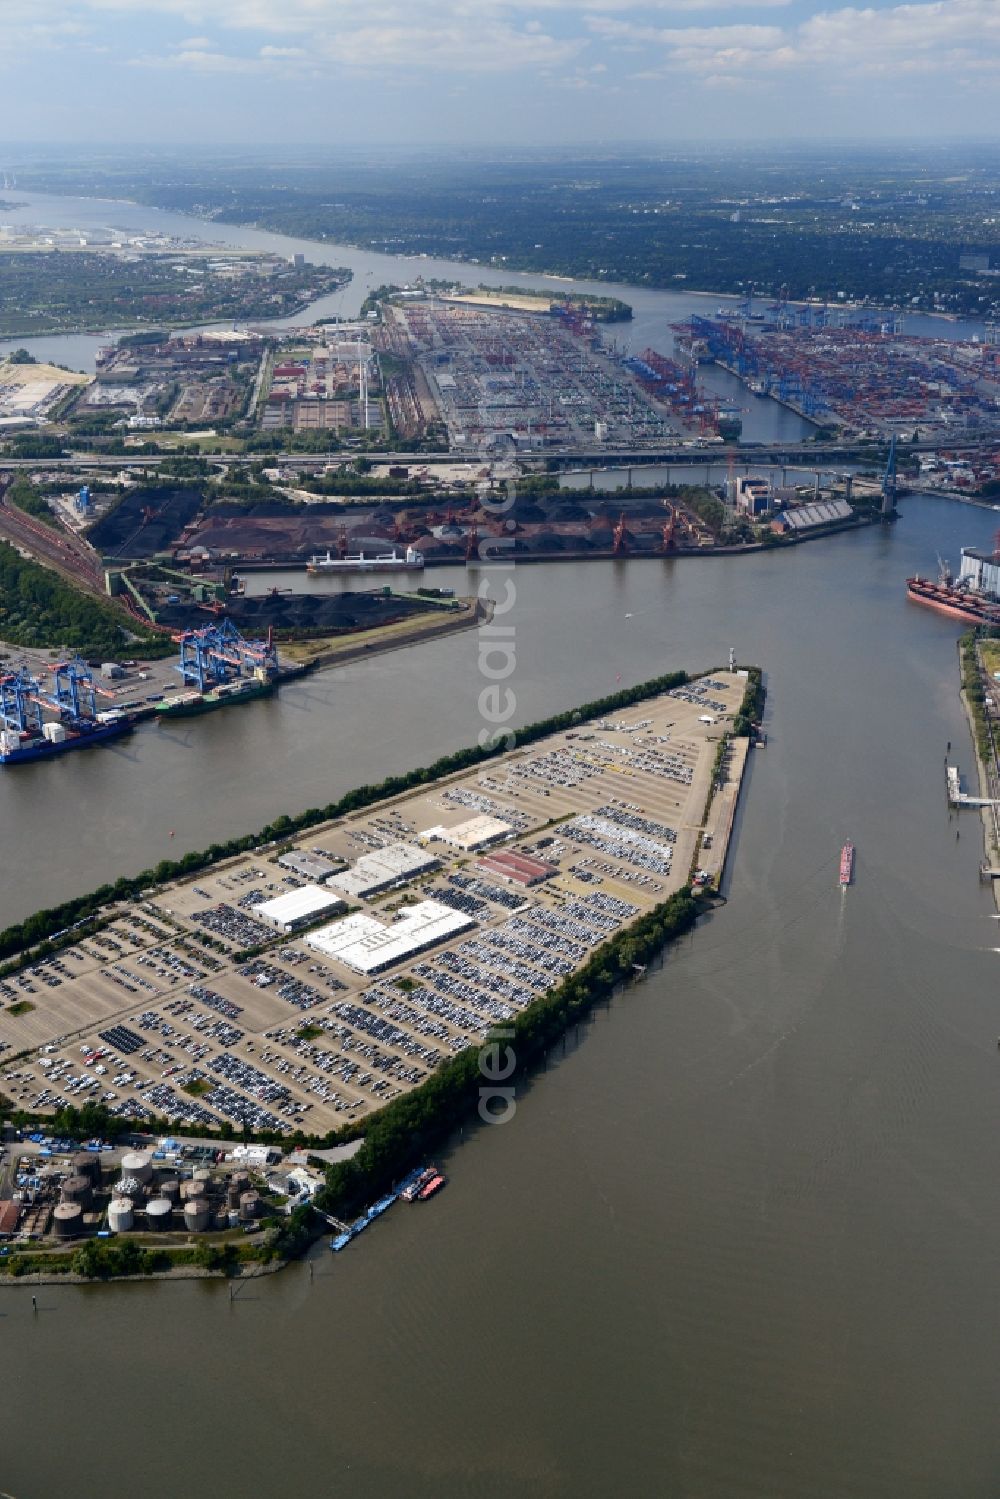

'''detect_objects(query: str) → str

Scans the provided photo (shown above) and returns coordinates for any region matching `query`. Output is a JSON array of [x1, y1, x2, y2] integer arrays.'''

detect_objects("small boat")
[[418, 1173, 446, 1201]]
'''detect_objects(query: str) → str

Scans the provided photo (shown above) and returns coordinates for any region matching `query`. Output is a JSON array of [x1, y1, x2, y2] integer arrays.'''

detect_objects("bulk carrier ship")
[[306, 545, 424, 575], [905, 556, 1000, 626]]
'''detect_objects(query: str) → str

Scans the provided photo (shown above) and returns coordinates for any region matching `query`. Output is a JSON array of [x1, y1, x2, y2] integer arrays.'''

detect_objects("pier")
[[946, 764, 1000, 809]]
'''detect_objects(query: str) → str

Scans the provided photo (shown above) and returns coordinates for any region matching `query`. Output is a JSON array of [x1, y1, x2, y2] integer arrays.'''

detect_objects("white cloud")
[[590, 0, 1000, 84]]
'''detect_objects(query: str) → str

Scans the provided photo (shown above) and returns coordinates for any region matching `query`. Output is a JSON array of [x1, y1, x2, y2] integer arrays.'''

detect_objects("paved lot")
[[1, 673, 748, 1136]]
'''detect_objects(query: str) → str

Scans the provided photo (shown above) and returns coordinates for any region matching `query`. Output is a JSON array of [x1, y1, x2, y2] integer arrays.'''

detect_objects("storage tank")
[[183, 1198, 211, 1233], [120, 1151, 153, 1185], [179, 1179, 206, 1205], [61, 1175, 92, 1210], [73, 1153, 101, 1186], [214, 1209, 229, 1232], [108, 1197, 134, 1234], [239, 1191, 261, 1223], [52, 1202, 83, 1239], [226, 1173, 251, 1208], [145, 1198, 172, 1230], [116, 1174, 143, 1200], [158, 1177, 181, 1204], [227, 1209, 240, 1229], [192, 1167, 212, 1186]]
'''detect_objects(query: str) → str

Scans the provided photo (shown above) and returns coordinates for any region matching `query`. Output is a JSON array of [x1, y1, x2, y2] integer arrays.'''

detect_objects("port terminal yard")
[[1, 671, 752, 1140]]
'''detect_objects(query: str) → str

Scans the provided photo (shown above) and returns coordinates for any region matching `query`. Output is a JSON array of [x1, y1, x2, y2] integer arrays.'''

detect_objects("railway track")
[[0, 483, 106, 597]]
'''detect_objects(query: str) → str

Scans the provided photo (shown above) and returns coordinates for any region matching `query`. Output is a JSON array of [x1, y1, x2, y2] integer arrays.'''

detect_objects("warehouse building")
[[477, 849, 558, 887], [255, 885, 347, 934], [306, 899, 474, 975], [769, 498, 853, 534], [327, 842, 439, 901], [277, 849, 339, 881], [418, 814, 511, 852]]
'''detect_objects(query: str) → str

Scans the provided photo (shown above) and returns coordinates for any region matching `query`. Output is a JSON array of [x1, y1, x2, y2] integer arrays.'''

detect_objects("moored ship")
[[155, 678, 274, 720], [906, 553, 1000, 626], [306, 545, 424, 575], [0, 714, 134, 767], [840, 840, 855, 886]]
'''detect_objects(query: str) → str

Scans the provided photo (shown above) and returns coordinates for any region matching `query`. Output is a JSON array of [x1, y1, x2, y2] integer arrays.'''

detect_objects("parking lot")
[[0, 672, 748, 1137]]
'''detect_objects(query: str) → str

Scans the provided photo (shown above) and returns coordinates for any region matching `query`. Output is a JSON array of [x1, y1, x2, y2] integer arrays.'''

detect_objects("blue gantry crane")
[[174, 620, 278, 692], [0, 668, 43, 734]]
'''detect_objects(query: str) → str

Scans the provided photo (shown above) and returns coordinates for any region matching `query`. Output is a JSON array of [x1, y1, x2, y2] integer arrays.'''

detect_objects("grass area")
[[7, 1000, 35, 1016], [280, 602, 469, 664], [183, 1079, 212, 1097], [155, 432, 247, 453], [979, 641, 1000, 679]]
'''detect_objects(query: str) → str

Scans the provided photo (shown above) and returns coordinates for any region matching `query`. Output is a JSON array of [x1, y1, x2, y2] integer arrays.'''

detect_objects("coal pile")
[[88, 487, 205, 559], [154, 590, 434, 636]]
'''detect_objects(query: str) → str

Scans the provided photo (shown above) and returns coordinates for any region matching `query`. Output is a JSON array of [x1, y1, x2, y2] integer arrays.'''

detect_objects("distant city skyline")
[[0, 0, 997, 144]]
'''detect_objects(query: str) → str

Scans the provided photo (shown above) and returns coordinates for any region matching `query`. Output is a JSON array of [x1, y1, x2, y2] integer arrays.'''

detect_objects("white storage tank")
[[146, 1197, 172, 1230], [120, 1151, 153, 1185], [183, 1198, 211, 1233], [179, 1179, 205, 1205], [108, 1197, 134, 1233]]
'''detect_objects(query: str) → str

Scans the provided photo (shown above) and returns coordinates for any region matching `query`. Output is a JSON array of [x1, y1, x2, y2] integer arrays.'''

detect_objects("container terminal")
[[0, 621, 295, 764], [673, 310, 1000, 440], [0, 670, 753, 1162]]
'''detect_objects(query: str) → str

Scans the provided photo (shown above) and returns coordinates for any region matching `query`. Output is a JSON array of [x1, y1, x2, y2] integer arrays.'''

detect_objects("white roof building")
[[306, 899, 474, 975], [418, 814, 511, 851], [327, 842, 439, 901], [255, 884, 346, 933]]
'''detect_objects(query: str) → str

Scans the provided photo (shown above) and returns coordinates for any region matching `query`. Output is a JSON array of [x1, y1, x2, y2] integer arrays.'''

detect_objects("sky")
[[1, 0, 998, 144]]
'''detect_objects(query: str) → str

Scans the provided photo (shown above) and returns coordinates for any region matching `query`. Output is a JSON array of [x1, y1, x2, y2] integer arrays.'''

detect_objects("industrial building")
[[306, 899, 475, 975], [327, 842, 439, 901], [958, 548, 1000, 596], [770, 498, 853, 534], [477, 850, 558, 887], [418, 814, 511, 852], [277, 849, 339, 882], [256, 885, 347, 934]]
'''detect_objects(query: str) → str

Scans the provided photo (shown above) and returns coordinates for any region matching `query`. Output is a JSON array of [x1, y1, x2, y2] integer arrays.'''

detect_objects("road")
[[1, 433, 998, 475]]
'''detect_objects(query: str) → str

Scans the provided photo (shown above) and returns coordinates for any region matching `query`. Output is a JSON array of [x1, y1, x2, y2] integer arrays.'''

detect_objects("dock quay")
[[1, 668, 754, 1144], [695, 732, 751, 890], [946, 763, 1000, 808]]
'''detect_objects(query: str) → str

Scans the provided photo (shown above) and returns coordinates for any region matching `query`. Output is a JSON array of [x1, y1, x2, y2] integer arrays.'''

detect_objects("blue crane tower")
[[0, 668, 43, 734], [881, 434, 898, 519], [51, 658, 99, 722], [174, 620, 278, 691]]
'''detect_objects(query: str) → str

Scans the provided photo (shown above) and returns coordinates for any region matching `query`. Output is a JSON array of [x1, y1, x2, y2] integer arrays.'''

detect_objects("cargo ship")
[[155, 678, 275, 720], [0, 714, 133, 767], [839, 840, 855, 887], [905, 558, 1000, 626], [906, 575, 1000, 625], [306, 545, 424, 575]]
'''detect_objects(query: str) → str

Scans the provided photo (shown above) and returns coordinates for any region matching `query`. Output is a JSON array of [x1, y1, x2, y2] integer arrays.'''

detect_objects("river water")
[[4, 492, 1000, 1498], [3, 194, 1000, 1498]]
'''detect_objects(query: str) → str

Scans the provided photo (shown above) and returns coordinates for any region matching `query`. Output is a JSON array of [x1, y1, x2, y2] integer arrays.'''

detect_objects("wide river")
[[3, 196, 1000, 1498]]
